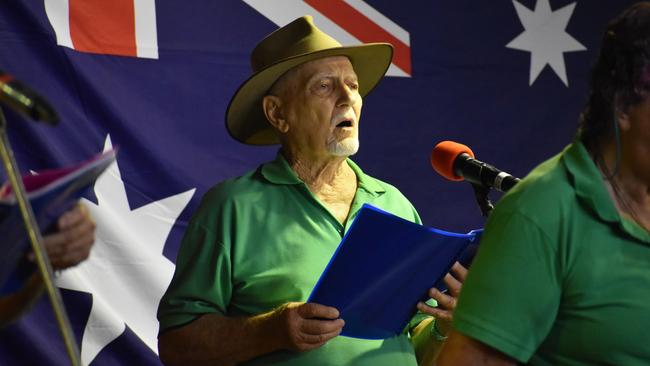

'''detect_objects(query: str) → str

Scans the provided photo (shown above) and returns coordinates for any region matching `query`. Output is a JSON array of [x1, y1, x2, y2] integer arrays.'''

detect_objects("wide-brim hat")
[[225, 15, 394, 145]]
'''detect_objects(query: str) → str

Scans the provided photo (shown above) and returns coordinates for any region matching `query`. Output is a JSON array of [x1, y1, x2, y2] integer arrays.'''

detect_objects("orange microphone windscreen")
[[430, 141, 475, 181]]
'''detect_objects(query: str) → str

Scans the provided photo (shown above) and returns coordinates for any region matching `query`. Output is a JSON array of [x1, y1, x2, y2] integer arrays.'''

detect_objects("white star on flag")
[[507, 0, 587, 86], [55, 135, 195, 365]]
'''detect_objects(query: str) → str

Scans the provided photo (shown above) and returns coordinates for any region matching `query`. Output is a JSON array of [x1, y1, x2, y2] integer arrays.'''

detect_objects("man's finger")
[[42, 225, 94, 260], [51, 248, 87, 269], [49, 233, 94, 269], [58, 203, 89, 229], [45, 215, 95, 249], [429, 288, 457, 311], [416, 301, 439, 317], [297, 303, 340, 320], [443, 273, 463, 297], [417, 302, 452, 322], [299, 327, 343, 345], [300, 318, 345, 335], [450, 261, 469, 282]]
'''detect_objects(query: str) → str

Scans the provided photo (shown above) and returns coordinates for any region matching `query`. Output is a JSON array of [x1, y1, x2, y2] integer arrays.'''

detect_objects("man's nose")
[[336, 85, 359, 108]]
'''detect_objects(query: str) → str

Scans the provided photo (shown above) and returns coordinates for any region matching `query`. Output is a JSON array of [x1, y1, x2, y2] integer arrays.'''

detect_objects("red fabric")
[[69, 0, 137, 57]]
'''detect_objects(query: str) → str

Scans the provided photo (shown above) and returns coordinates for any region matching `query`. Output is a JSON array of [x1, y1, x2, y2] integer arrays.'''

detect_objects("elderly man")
[[437, 3, 650, 365], [157, 16, 462, 366], [0, 203, 95, 326]]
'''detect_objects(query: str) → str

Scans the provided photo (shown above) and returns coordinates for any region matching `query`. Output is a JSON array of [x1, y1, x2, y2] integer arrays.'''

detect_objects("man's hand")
[[33, 203, 95, 270], [417, 261, 468, 335], [275, 302, 345, 352], [0, 204, 95, 326], [159, 302, 345, 366]]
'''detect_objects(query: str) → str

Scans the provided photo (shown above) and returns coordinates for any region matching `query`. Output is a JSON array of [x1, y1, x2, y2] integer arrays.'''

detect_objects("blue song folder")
[[0, 149, 116, 290], [308, 204, 481, 339]]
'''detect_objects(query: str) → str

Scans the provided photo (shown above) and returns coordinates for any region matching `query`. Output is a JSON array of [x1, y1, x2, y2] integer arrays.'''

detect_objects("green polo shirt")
[[158, 152, 422, 365], [453, 141, 650, 365]]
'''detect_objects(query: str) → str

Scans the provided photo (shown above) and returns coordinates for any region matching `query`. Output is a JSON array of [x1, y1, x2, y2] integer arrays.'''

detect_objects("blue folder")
[[308, 204, 481, 339], [0, 150, 116, 291]]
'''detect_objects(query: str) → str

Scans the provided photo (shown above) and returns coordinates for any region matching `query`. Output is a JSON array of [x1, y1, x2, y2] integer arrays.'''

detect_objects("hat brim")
[[226, 43, 394, 145]]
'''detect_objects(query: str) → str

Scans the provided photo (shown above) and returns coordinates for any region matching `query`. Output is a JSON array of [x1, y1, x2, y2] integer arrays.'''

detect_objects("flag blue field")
[[0, 1, 637, 364]]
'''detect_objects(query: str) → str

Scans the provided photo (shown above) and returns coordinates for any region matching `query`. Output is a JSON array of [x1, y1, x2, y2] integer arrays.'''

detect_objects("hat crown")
[[226, 15, 393, 145], [251, 16, 343, 72]]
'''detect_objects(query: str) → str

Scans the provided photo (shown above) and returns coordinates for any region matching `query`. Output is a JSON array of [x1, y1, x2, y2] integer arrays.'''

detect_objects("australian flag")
[[0, 1, 637, 364]]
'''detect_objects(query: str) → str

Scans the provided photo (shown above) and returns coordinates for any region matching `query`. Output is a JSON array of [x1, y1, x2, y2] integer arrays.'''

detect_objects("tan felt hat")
[[225, 15, 393, 145]]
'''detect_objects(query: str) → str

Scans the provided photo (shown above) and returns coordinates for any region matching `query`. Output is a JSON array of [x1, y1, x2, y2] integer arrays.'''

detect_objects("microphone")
[[0, 70, 59, 124], [431, 140, 520, 192]]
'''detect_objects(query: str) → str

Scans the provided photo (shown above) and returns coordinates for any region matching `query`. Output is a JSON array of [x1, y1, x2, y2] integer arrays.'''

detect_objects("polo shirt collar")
[[261, 151, 386, 197], [563, 140, 650, 243], [260, 151, 302, 185], [347, 159, 385, 197]]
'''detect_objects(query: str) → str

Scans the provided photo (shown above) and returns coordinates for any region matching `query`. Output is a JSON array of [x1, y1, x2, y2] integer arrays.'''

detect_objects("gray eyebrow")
[[308, 72, 358, 84]]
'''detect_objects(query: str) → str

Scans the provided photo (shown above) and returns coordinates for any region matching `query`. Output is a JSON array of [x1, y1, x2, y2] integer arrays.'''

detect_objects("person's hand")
[[416, 261, 468, 336], [274, 302, 345, 352], [33, 203, 95, 270]]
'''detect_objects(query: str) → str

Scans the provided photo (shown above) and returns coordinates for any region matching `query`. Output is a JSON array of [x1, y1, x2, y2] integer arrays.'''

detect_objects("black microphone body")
[[454, 153, 520, 192], [0, 70, 59, 124]]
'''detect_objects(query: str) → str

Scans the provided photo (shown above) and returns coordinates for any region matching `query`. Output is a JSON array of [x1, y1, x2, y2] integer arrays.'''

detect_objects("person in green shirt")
[[157, 15, 465, 366], [437, 3, 650, 365]]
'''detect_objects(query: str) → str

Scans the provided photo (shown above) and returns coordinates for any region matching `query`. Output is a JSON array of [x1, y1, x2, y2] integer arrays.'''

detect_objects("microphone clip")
[[471, 183, 494, 217]]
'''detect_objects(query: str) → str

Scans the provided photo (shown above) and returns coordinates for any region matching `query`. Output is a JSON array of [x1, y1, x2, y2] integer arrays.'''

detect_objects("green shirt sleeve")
[[452, 208, 562, 363], [157, 193, 234, 334]]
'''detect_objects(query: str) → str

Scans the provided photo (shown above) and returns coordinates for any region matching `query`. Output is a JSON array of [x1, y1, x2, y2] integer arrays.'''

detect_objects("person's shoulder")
[[495, 147, 575, 220], [204, 168, 263, 201], [192, 165, 266, 217]]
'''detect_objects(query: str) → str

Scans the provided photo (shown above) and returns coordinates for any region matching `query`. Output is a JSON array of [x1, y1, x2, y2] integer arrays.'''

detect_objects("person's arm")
[[410, 318, 445, 366], [437, 330, 518, 366], [158, 302, 344, 366], [0, 203, 94, 326], [410, 262, 467, 365], [0, 272, 43, 327]]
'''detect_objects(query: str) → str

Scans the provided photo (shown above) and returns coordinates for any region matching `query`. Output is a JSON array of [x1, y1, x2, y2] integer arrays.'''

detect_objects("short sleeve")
[[452, 209, 562, 363], [157, 219, 232, 335]]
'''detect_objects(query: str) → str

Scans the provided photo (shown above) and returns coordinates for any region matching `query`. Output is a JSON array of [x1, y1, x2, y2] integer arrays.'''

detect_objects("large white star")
[[55, 135, 195, 365], [506, 0, 586, 86]]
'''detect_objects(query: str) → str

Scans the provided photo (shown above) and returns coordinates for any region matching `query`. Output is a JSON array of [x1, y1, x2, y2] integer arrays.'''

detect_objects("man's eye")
[[349, 83, 359, 90]]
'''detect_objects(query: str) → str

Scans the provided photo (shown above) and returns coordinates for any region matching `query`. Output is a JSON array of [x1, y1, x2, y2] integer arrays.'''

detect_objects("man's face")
[[278, 56, 362, 158]]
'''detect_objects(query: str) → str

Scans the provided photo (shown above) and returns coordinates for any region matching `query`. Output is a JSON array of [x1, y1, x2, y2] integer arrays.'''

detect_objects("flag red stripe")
[[69, 0, 137, 57], [304, 0, 411, 75]]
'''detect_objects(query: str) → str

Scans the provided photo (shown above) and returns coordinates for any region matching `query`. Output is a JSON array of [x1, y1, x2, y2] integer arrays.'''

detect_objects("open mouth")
[[336, 120, 353, 128]]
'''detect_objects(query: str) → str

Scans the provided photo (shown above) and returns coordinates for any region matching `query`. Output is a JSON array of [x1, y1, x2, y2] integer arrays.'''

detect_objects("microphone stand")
[[471, 183, 494, 217], [0, 107, 81, 366]]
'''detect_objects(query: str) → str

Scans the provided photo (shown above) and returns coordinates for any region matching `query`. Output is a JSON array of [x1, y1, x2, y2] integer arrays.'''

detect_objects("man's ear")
[[263, 95, 289, 133]]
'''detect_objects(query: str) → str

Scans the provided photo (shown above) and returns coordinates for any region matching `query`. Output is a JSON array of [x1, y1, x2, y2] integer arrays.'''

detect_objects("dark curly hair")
[[579, 2, 650, 154]]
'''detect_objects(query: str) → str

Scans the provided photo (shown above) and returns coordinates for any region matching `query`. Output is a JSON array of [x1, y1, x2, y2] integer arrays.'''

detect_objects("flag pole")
[[0, 107, 81, 366]]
